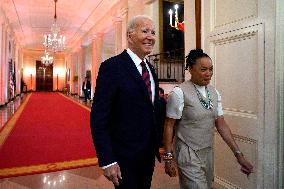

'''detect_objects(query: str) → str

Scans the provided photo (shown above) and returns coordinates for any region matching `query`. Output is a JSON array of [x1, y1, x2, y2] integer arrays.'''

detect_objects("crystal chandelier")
[[41, 50, 54, 66], [43, 0, 66, 52]]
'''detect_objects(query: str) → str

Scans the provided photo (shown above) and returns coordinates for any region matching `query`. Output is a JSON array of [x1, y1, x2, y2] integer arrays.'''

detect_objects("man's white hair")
[[126, 15, 153, 34]]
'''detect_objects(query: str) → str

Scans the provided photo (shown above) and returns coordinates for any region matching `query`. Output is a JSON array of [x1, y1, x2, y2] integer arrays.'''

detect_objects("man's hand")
[[103, 164, 122, 186], [164, 161, 177, 177]]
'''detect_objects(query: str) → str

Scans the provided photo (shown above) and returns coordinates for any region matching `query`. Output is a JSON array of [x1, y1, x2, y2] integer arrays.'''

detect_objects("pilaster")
[[79, 46, 85, 96], [276, 0, 284, 188], [1, 22, 8, 103], [70, 54, 75, 94], [5, 22, 12, 99], [0, 22, 3, 105], [184, 0, 196, 81], [115, 7, 128, 50], [112, 17, 123, 55], [91, 33, 103, 94], [15, 44, 20, 95]]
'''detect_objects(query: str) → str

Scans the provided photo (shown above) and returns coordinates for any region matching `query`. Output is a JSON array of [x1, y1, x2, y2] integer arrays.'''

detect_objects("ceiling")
[[0, 0, 119, 52]]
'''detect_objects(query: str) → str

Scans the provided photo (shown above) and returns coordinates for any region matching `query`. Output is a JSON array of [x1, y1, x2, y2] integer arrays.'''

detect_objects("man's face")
[[159, 91, 164, 98], [190, 57, 213, 86], [128, 18, 156, 59]]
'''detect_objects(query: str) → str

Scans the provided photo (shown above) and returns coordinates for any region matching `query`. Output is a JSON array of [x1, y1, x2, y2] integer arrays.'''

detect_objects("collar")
[[194, 84, 206, 91], [126, 48, 147, 67]]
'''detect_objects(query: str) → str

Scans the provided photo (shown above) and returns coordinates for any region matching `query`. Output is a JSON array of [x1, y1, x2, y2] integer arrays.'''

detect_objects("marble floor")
[[0, 93, 179, 189], [0, 94, 25, 130]]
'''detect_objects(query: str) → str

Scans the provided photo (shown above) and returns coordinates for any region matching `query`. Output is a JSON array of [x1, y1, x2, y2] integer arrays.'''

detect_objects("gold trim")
[[0, 93, 32, 148], [214, 175, 241, 189], [0, 93, 97, 178], [0, 157, 98, 178], [58, 93, 91, 112]]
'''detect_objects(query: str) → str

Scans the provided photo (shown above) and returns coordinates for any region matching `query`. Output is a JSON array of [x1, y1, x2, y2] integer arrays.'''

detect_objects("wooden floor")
[[0, 93, 179, 189]]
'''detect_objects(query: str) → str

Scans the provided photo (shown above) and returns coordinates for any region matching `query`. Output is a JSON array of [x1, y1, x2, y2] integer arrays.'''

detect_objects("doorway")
[[36, 60, 53, 91]]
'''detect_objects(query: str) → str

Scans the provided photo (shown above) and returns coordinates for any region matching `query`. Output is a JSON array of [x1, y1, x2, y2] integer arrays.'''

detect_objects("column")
[[76, 53, 80, 95], [70, 54, 75, 94], [15, 44, 20, 95], [91, 33, 103, 95], [118, 8, 128, 50], [10, 38, 16, 97], [184, 0, 196, 80], [79, 46, 85, 96], [121, 15, 128, 50], [0, 22, 4, 105], [19, 50, 24, 93], [1, 22, 8, 103], [276, 0, 284, 187], [5, 26, 11, 99], [5, 25, 11, 100], [113, 17, 123, 55]]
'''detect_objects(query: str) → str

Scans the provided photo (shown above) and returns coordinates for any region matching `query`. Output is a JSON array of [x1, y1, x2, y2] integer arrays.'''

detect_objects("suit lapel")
[[146, 60, 158, 87], [146, 60, 159, 105], [120, 50, 155, 104], [120, 50, 143, 84]]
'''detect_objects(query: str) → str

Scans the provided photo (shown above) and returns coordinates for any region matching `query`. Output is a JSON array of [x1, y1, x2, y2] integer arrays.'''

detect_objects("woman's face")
[[190, 57, 213, 86]]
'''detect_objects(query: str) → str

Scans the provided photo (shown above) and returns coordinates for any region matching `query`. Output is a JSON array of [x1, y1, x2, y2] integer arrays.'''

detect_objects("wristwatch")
[[234, 150, 243, 157]]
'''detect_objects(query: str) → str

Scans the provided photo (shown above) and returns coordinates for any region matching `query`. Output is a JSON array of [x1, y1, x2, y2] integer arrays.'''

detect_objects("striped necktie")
[[141, 61, 152, 101]]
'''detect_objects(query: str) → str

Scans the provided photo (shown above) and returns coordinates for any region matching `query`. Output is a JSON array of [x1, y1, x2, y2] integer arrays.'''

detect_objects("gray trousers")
[[174, 139, 213, 189]]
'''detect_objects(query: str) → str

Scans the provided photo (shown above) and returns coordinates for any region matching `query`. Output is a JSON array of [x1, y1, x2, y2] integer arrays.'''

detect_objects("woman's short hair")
[[185, 49, 211, 70]]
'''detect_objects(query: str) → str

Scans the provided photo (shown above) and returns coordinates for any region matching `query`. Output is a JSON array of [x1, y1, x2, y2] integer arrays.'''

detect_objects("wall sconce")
[[168, 4, 184, 32], [26, 68, 35, 91], [30, 73, 33, 91], [56, 73, 59, 91], [54, 68, 65, 91]]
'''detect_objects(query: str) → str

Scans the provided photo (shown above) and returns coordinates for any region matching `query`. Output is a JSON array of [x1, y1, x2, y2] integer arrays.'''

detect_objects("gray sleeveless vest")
[[176, 80, 218, 150]]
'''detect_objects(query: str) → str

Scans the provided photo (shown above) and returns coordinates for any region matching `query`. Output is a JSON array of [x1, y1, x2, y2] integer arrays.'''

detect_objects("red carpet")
[[0, 92, 97, 178]]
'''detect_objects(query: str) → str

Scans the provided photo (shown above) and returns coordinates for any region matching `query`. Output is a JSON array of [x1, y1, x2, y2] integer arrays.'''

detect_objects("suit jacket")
[[90, 50, 161, 167], [82, 80, 91, 91]]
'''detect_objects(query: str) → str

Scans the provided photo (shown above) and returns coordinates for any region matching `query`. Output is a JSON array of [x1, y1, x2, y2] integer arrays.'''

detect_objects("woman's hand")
[[236, 155, 254, 177], [164, 161, 177, 177]]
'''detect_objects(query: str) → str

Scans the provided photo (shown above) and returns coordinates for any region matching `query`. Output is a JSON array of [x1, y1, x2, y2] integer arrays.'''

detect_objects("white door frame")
[[275, 0, 284, 188]]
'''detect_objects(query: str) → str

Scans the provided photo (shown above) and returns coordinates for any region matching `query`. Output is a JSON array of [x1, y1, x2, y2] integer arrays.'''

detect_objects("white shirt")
[[102, 49, 156, 169], [83, 81, 86, 89], [166, 85, 224, 120], [127, 48, 155, 104]]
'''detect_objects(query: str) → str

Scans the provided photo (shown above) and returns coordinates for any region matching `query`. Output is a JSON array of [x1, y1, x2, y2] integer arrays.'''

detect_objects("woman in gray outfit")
[[162, 49, 253, 189]]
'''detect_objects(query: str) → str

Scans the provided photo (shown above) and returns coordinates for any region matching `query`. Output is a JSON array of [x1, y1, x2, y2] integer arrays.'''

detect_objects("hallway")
[[0, 93, 179, 189], [0, 0, 283, 188]]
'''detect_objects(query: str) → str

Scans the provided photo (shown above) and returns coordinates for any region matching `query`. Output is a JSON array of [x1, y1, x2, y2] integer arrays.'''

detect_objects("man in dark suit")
[[82, 76, 91, 102], [90, 15, 161, 189]]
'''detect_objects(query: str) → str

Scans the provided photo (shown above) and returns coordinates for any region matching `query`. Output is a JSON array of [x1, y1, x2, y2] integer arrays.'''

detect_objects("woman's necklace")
[[193, 84, 213, 110]]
